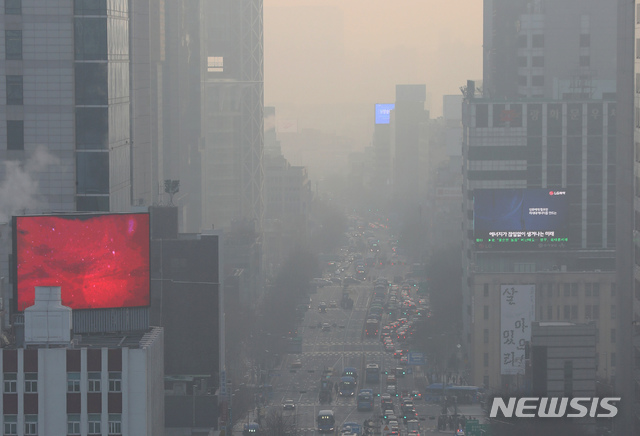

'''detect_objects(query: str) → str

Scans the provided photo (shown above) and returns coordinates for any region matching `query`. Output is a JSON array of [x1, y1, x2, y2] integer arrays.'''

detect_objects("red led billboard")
[[14, 213, 150, 311]]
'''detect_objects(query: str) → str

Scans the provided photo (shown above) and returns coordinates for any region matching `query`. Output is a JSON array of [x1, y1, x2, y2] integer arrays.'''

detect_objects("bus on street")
[[365, 363, 380, 383]]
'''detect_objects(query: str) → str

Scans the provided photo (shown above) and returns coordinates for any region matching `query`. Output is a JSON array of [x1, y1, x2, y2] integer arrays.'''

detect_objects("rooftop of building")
[[13, 326, 163, 350]]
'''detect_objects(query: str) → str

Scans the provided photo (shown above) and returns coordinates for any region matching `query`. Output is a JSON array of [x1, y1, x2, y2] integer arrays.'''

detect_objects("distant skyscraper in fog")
[[392, 84, 428, 203], [483, 0, 616, 100]]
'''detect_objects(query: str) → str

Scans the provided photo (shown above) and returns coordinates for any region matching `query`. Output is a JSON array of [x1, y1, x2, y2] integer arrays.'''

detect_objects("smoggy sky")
[[264, 0, 483, 149]]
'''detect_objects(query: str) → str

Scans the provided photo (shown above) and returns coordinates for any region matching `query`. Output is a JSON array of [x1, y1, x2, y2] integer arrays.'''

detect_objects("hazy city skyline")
[[264, 0, 483, 151]]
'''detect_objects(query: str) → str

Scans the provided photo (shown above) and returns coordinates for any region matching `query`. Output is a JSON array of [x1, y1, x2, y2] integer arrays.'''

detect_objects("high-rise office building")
[[200, 0, 264, 232], [0, 0, 134, 213], [463, 0, 619, 398], [483, 0, 616, 100], [618, 0, 638, 432]]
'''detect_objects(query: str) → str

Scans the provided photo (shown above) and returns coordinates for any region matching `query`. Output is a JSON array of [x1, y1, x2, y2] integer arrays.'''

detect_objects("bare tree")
[[260, 409, 298, 436]]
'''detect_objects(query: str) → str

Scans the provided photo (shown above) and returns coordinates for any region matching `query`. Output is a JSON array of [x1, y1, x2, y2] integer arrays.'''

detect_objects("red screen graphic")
[[15, 214, 150, 311]]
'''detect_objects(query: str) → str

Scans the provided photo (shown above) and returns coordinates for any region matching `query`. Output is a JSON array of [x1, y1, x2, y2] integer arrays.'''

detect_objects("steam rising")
[[0, 147, 60, 222]]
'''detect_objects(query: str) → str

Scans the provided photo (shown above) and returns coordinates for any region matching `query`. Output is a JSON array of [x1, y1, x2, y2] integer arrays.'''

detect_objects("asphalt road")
[[261, 273, 446, 435]]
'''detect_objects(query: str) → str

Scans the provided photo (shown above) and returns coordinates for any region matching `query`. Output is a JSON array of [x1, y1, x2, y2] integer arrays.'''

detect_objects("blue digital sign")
[[375, 103, 395, 124]]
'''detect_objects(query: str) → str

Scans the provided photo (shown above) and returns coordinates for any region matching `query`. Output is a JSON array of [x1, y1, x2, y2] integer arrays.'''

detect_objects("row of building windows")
[[518, 75, 545, 87], [517, 33, 589, 50], [3, 413, 121, 435], [4, 372, 121, 394], [483, 352, 615, 368], [481, 282, 607, 297], [481, 303, 613, 321]]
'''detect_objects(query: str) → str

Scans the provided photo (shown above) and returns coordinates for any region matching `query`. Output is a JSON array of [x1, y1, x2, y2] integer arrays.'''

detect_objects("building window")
[[483, 283, 489, 297], [611, 283, 616, 297], [564, 305, 570, 320], [76, 151, 109, 194], [585, 283, 592, 296], [7, 120, 24, 150], [24, 373, 37, 393], [4, 0, 21, 14], [68, 372, 80, 392], [593, 305, 600, 319], [108, 414, 122, 435], [483, 305, 489, 320], [207, 56, 224, 72], [4, 415, 17, 435], [68, 414, 80, 435], [532, 34, 544, 48], [483, 375, 489, 388], [611, 305, 617, 320], [564, 283, 570, 297], [517, 56, 527, 67], [611, 352, 616, 367], [532, 75, 544, 86], [74, 0, 107, 14], [74, 17, 107, 60], [484, 329, 489, 343], [88, 414, 101, 434], [6, 75, 22, 105], [518, 34, 528, 48], [76, 107, 108, 149], [517, 75, 527, 86], [585, 305, 592, 319], [579, 55, 590, 67], [593, 283, 600, 297], [88, 372, 101, 392], [5, 30, 22, 60], [571, 305, 577, 320], [484, 353, 488, 367], [580, 34, 590, 48], [532, 56, 544, 67], [547, 306, 552, 320], [4, 373, 16, 393], [109, 372, 121, 392], [24, 415, 37, 435], [74, 63, 108, 105], [571, 283, 578, 297], [611, 329, 616, 343]]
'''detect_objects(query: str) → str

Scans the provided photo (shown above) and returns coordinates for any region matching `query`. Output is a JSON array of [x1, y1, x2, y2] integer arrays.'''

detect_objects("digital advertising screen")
[[473, 189, 569, 250], [14, 213, 150, 311], [375, 103, 395, 124]]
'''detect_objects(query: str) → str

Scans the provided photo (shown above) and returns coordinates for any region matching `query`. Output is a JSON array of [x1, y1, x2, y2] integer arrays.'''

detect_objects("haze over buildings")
[[264, 0, 483, 159]]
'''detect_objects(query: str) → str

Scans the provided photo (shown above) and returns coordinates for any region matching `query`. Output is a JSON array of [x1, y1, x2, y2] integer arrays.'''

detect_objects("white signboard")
[[500, 284, 535, 375]]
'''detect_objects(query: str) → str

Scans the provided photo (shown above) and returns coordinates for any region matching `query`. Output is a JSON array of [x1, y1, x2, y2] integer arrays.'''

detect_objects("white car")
[[282, 399, 295, 410]]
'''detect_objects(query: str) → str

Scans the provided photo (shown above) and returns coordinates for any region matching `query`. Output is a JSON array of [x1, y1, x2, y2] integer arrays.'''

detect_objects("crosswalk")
[[301, 351, 386, 358]]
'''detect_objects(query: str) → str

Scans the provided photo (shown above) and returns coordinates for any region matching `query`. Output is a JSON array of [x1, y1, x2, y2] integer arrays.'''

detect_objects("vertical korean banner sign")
[[500, 284, 535, 375]]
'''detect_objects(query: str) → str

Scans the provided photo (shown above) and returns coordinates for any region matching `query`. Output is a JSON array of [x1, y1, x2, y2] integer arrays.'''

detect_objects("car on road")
[[400, 355, 408, 365], [394, 349, 404, 358], [321, 323, 331, 332], [411, 390, 422, 400], [290, 359, 302, 368], [329, 300, 338, 308], [283, 399, 295, 410], [385, 343, 394, 351]]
